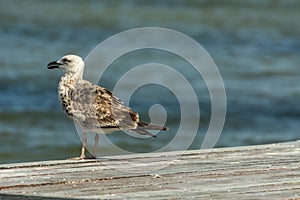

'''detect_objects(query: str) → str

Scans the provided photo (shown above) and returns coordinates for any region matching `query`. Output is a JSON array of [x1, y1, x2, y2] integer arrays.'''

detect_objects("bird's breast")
[[58, 77, 75, 117]]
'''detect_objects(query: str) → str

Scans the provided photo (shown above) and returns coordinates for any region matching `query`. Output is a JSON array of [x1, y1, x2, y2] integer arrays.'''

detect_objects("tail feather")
[[131, 127, 157, 138], [129, 122, 168, 138], [137, 122, 168, 131]]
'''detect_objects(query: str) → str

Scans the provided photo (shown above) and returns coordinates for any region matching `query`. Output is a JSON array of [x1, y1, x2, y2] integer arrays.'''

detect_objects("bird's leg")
[[68, 131, 87, 160], [79, 131, 87, 159], [92, 133, 99, 158]]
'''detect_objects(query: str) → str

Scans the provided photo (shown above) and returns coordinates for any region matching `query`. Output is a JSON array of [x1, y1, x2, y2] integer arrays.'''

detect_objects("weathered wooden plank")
[[0, 141, 299, 199]]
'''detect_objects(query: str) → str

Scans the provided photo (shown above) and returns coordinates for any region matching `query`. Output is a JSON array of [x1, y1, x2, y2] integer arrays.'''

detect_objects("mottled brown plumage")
[[47, 54, 168, 159]]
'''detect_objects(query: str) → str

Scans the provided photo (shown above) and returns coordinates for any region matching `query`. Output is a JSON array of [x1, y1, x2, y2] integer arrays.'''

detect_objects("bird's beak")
[[47, 60, 61, 69]]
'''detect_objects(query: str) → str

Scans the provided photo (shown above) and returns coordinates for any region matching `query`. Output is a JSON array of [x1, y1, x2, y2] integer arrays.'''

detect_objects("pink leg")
[[68, 131, 87, 160], [80, 131, 87, 159], [93, 134, 99, 158]]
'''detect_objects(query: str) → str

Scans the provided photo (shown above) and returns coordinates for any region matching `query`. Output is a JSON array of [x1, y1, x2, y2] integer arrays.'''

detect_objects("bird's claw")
[[67, 155, 96, 160]]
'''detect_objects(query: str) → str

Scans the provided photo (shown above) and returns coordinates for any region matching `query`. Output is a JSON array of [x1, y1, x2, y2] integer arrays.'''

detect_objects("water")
[[0, 0, 299, 163]]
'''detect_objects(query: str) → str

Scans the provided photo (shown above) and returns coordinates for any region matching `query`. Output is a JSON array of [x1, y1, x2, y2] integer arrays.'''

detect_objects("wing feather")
[[70, 80, 138, 130]]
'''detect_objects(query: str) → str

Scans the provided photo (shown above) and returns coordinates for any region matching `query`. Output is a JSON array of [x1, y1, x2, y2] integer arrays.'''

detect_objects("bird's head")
[[47, 54, 84, 75]]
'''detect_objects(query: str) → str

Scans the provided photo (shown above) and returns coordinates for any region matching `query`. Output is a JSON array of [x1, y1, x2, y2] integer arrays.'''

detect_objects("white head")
[[47, 54, 85, 76]]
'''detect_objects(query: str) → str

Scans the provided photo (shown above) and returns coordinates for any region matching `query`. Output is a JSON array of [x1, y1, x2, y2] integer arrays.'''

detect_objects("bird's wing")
[[71, 80, 139, 130]]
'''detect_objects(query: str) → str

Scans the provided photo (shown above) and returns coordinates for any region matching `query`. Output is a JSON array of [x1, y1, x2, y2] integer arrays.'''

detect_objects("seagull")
[[47, 54, 168, 159]]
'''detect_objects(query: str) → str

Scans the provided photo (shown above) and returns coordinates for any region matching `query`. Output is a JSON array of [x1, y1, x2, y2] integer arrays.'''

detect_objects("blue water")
[[0, 0, 299, 163]]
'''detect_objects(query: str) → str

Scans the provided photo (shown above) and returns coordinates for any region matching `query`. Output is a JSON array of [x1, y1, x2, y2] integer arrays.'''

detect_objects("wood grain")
[[0, 141, 299, 199]]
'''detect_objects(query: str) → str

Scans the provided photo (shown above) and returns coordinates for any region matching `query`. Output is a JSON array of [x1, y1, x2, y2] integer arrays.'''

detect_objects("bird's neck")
[[58, 72, 81, 116], [58, 72, 82, 100], [59, 72, 82, 87]]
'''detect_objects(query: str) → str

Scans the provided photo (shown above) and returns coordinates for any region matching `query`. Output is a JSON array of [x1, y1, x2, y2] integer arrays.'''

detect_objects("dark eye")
[[62, 58, 70, 63]]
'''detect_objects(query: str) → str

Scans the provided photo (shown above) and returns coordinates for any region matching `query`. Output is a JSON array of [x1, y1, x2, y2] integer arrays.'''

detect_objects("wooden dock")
[[0, 141, 299, 199]]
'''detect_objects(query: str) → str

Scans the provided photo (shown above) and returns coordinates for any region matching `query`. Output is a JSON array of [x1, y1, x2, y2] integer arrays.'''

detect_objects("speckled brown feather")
[[65, 80, 134, 130], [59, 78, 165, 137]]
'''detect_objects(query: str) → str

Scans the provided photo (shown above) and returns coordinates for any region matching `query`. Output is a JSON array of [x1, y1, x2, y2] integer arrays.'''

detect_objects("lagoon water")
[[0, 0, 299, 163]]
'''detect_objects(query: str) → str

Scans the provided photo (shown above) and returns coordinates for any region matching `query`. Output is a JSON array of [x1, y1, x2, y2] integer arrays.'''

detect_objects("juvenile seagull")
[[47, 55, 168, 159]]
